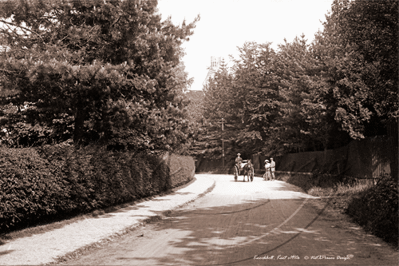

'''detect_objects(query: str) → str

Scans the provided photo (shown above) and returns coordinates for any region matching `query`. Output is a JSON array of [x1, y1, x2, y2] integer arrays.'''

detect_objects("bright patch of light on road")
[[196, 174, 319, 200]]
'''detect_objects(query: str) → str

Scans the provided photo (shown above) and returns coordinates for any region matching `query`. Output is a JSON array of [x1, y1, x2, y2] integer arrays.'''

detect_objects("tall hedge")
[[346, 177, 398, 246], [0, 145, 194, 232]]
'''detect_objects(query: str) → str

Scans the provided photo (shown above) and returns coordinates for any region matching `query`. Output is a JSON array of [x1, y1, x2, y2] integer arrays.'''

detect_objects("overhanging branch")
[[0, 19, 44, 40]]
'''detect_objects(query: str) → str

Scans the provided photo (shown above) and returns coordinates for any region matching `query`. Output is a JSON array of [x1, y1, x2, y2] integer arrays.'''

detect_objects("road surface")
[[62, 174, 398, 265]]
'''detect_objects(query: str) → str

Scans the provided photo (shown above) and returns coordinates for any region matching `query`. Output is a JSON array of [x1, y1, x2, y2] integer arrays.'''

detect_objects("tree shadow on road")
[[105, 186, 396, 266]]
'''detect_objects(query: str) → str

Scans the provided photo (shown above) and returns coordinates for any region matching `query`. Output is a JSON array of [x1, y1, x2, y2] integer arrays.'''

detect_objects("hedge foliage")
[[0, 145, 194, 232], [346, 177, 398, 246], [168, 153, 196, 187]]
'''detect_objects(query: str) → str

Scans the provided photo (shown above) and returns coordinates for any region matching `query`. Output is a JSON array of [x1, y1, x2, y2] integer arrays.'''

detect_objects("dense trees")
[[0, 0, 396, 159], [200, 0, 398, 159], [315, 0, 398, 139], [0, 0, 198, 152]]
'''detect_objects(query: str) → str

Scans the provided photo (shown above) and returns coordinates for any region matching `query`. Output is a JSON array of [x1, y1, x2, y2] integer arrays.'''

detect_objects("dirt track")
[[63, 174, 398, 265]]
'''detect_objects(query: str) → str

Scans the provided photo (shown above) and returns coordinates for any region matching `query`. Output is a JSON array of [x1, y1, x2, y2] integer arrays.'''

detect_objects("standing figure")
[[235, 153, 243, 174], [270, 157, 276, 180], [264, 159, 271, 181]]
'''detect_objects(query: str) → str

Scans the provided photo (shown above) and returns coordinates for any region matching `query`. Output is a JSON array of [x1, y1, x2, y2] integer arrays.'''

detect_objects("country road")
[[62, 174, 398, 265]]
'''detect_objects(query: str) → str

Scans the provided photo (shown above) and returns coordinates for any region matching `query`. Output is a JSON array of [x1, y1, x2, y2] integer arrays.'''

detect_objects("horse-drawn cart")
[[234, 160, 254, 182]]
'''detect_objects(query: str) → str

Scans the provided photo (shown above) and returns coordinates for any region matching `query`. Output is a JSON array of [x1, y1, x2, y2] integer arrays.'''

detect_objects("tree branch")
[[0, 19, 44, 40], [0, 68, 16, 74]]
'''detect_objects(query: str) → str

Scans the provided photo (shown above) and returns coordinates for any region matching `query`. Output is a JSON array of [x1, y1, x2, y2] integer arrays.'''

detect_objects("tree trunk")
[[322, 143, 328, 173]]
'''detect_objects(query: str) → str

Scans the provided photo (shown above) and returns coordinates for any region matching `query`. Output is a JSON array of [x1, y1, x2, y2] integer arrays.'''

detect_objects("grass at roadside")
[[308, 181, 372, 210], [307, 177, 398, 248]]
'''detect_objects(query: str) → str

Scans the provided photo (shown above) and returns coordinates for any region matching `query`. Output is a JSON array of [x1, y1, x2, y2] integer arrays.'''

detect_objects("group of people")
[[263, 158, 275, 181], [234, 153, 276, 180]]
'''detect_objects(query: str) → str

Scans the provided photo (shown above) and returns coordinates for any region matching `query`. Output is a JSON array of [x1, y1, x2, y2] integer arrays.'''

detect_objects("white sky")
[[157, 0, 334, 90]]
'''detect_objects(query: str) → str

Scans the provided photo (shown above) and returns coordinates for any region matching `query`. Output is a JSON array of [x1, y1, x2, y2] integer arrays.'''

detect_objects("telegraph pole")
[[221, 118, 225, 169]]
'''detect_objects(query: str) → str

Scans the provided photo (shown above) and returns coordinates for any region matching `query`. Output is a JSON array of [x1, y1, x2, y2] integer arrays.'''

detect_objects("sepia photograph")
[[0, 0, 397, 265]]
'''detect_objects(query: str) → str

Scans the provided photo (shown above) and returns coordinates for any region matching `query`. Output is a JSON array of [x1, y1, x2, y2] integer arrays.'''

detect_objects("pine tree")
[[0, 0, 198, 151]]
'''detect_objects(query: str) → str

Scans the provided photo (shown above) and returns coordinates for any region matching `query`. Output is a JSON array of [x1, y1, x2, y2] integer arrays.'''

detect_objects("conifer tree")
[[0, 0, 198, 151]]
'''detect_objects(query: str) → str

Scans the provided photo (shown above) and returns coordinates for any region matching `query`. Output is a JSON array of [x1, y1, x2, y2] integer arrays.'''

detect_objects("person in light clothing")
[[270, 157, 276, 180], [264, 159, 271, 181]]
